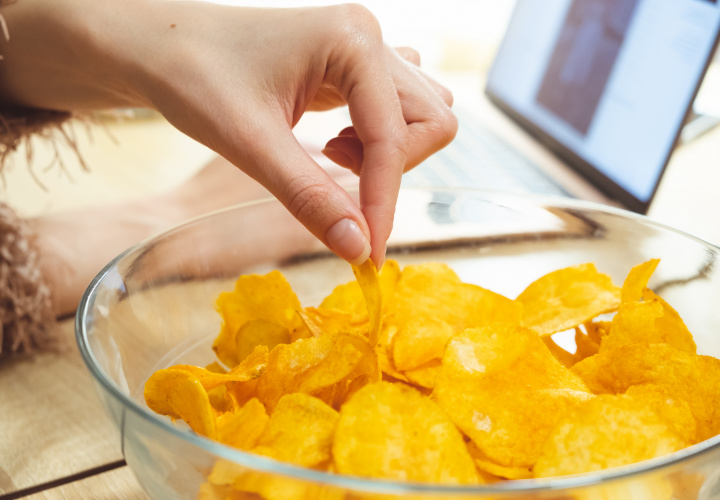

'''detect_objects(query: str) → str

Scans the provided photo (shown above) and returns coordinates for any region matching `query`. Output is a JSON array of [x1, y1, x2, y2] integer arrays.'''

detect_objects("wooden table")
[[1, 64, 720, 500]]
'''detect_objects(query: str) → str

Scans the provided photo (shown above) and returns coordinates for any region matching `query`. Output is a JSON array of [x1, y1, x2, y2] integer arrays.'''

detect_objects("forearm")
[[0, 0, 152, 111]]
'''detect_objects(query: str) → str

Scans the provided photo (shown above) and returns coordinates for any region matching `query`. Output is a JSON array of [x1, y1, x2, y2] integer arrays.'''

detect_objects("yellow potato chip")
[[584, 320, 611, 346], [352, 259, 383, 346], [256, 332, 379, 412], [601, 298, 696, 354], [391, 316, 454, 371], [433, 325, 594, 468], [574, 327, 600, 362], [465, 441, 532, 480], [144, 368, 217, 438], [516, 263, 621, 336], [332, 381, 480, 485], [572, 342, 720, 442], [534, 394, 685, 478], [389, 263, 521, 332], [214, 270, 301, 367], [622, 259, 660, 304], [402, 358, 441, 390], [252, 393, 339, 468], [375, 324, 409, 382], [542, 334, 577, 368], [625, 384, 697, 445], [319, 259, 400, 322], [216, 397, 269, 451], [235, 319, 290, 362], [298, 306, 361, 338]]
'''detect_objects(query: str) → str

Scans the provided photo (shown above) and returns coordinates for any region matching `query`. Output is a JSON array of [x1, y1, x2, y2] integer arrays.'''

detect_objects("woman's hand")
[[0, 0, 457, 266]]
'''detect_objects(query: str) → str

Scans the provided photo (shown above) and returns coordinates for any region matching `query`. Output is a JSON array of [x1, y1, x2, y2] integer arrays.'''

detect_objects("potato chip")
[[433, 325, 594, 468], [601, 298, 696, 354], [298, 306, 362, 338], [235, 319, 290, 362], [252, 393, 338, 468], [584, 320, 611, 346], [165, 347, 267, 394], [542, 334, 577, 368], [216, 397, 269, 450], [320, 259, 400, 320], [465, 441, 533, 480], [332, 381, 480, 485], [144, 368, 217, 438], [375, 324, 409, 382], [144, 257, 720, 491], [214, 270, 301, 367], [534, 394, 685, 478], [391, 316, 454, 371], [516, 263, 621, 336], [402, 358, 441, 390], [352, 259, 383, 346], [572, 342, 720, 442], [622, 259, 660, 304], [625, 384, 697, 445], [389, 263, 522, 332], [256, 332, 379, 412]]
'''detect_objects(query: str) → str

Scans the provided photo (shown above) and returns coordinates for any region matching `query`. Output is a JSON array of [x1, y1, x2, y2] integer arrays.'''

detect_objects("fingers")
[[324, 8, 410, 266], [322, 46, 457, 177], [238, 113, 372, 266]]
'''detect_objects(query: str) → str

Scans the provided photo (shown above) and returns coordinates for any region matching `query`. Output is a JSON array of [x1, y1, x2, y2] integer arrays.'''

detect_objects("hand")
[[0, 1, 457, 266]]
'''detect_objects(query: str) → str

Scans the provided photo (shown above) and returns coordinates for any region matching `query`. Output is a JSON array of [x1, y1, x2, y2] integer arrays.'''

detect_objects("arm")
[[0, 0, 456, 267]]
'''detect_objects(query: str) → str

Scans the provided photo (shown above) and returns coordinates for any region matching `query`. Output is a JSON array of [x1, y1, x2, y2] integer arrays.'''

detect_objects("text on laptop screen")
[[486, 0, 720, 204]]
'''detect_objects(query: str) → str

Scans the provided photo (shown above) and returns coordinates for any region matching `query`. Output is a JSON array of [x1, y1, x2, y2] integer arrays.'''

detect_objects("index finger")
[[334, 46, 408, 266]]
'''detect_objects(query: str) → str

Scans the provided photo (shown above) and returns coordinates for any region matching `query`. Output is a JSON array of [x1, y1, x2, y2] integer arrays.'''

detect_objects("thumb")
[[237, 121, 372, 265]]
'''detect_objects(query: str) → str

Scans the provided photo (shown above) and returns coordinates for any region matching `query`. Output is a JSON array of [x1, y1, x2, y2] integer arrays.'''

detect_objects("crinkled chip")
[[351, 259, 383, 346], [389, 263, 522, 332], [332, 381, 480, 485], [144, 368, 217, 438], [391, 316, 454, 371], [516, 263, 621, 336], [213, 270, 301, 367], [252, 393, 339, 468], [572, 342, 720, 442], [622, 259, 660, 304], [601, 298, 696, 354], [625, 384, 697, 445], [534, 394, 685, 478], [216, 397, 269, 450], [433, 325, 594, 468], [256, 332, 379, 412]]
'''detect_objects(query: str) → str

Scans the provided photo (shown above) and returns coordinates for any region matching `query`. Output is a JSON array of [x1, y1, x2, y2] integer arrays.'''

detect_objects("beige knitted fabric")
[[0, 201, 57, 356], [0, 0, 70, 356]]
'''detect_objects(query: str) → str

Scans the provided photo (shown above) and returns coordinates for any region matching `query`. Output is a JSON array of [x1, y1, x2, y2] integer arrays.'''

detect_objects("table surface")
[[2, 32, 720, 500]]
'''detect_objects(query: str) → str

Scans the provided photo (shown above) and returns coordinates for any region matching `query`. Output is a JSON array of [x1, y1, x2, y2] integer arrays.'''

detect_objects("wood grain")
[[0, 321, 123, 495], [24, 465, 149, 500]]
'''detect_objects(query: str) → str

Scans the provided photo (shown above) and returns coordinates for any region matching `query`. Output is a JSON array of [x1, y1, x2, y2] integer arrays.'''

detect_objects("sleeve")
[[0, 200, 58, 357]]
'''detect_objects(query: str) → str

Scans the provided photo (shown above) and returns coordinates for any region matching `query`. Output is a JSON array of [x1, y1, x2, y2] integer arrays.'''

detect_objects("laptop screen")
[[485, 0, 720, 213]]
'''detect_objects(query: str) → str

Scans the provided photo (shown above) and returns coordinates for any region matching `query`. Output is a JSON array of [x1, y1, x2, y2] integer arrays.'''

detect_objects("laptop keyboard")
[[401, 108, 572, 198]]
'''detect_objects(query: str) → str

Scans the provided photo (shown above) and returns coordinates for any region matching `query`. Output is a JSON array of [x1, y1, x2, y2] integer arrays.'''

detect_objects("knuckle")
[[285, 179, 333, 222], [331, 3, 383, 46], [432, 108, 459, 148]]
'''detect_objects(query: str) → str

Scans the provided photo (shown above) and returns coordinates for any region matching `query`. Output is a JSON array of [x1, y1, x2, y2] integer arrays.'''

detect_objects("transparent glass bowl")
[[76, 188, 720, 500]]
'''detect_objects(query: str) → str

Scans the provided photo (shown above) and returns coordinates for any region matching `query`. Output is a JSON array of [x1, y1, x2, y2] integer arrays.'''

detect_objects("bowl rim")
[[75, 187, 720, 495]]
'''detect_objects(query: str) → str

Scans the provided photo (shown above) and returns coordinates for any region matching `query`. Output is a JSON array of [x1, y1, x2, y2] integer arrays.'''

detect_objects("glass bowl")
[[76, 188, 720, 500]]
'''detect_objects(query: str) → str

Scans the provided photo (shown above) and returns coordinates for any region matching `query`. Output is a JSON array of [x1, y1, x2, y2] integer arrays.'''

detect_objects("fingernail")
[[322, 147, 355, 169], [325, 218, 371, 265]]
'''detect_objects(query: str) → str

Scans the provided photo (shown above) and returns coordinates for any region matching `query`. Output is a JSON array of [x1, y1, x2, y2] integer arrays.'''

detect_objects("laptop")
[[402, 0, 720, 215]]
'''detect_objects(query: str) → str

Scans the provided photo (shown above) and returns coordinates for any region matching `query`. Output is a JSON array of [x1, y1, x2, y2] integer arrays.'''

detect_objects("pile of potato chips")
[[144, 258, 720, 498]]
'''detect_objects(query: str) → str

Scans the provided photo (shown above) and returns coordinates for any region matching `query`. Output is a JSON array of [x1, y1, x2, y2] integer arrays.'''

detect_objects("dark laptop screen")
[[486, 0, 720, 212]]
